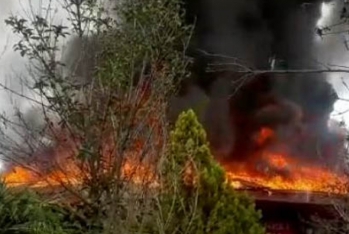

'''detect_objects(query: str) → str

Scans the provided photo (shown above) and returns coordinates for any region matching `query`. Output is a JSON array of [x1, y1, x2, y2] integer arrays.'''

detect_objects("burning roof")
[[220, 124, 348, 195]]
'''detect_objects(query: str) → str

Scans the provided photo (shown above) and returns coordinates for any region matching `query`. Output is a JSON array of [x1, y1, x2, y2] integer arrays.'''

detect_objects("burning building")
[[1, 0, 349, 233], [172, 0, 349, 233]]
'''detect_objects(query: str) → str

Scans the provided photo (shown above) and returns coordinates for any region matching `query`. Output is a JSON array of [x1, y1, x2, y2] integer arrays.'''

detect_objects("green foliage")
[[0, 183, 74, 234], [98, 0, 192, 93], [3, 0, 265, 233], [162, 109, 265, 234]]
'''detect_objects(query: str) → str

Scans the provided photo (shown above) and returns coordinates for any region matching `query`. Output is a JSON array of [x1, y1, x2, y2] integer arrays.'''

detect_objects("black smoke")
[[176, 0, 345, 167]]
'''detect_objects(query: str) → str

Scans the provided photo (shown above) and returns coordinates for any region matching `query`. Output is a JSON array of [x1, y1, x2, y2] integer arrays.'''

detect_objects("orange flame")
[[1, 126, 348, 195], [2, 159, 156, 189], [223, 154, 348, 194], [255, 127, 275, 146], [1, 134, 159, 189], [222, 127, 349, 194]]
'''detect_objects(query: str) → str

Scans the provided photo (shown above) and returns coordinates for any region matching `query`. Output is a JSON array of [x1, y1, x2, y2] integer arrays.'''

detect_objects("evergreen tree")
[[162, 109, 265, 234]]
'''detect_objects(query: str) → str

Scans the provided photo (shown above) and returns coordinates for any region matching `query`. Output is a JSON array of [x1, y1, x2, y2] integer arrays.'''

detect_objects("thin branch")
[[200, 49, 349, 75], [207, 67, 349, 75], [0, 82, 50, 108]]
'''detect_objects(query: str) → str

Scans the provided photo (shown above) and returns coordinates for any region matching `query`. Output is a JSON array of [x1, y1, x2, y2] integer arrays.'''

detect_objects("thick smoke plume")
[[1, 0, 347, 172], [174, 0, 347, 169]]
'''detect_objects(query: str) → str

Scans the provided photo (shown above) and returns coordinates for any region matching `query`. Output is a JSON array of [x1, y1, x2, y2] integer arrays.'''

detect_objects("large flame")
[[2, 159, 156, 188], [0, 80, 162, 190], [1, 127, 348, 195], [1, 133, 159, 189], [223, 154, 348, 194], [223, 127, 349, 194]]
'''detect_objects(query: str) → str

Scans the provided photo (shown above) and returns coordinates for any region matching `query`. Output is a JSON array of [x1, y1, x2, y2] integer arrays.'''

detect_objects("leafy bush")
[[0, 183, 73, 234]]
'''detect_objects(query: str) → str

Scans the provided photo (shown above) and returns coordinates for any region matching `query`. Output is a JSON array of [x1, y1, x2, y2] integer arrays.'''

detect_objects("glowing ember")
[[255, 127, 275, 146], [265, 154, 289, 169]]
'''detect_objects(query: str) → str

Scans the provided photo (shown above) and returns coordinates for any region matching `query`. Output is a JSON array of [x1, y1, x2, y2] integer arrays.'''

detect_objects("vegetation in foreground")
[[0, 0, 265, 233], [0, 110, 264, 234]]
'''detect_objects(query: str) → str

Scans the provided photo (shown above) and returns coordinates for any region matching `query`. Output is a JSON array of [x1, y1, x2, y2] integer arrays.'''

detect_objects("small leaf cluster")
[[5, 15, 69, 64]]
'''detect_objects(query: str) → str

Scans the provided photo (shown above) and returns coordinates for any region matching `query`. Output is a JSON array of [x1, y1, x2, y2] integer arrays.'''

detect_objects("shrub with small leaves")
[[0, 183, 75, 234]]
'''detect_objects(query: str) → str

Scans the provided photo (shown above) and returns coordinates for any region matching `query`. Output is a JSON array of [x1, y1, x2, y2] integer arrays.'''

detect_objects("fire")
[[255, 127, 275, 146], [0, 82, 164, 190], [267, 154, 288, 169], [1, 126, 348, 195], [223, 154, 348, 194], [222, 127, 349, 194], [4, 151, 348, 195], [2, 159, 156, 189], [2, 163, 81, 188], [1, 138, 158, 188]]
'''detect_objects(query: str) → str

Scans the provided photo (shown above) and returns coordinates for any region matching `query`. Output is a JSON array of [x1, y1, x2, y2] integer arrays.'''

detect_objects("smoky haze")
[[171, 0, 349, 168], [0, 0, 348, 170], [0, 0, 73, 169], [0, 0, 121, 170]]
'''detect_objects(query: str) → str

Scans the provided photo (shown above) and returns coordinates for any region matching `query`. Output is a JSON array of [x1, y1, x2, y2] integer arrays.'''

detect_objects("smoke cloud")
[[0, 0, 74, 169], [1, 0, 349, 171], [172, 0, 349, 168]]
